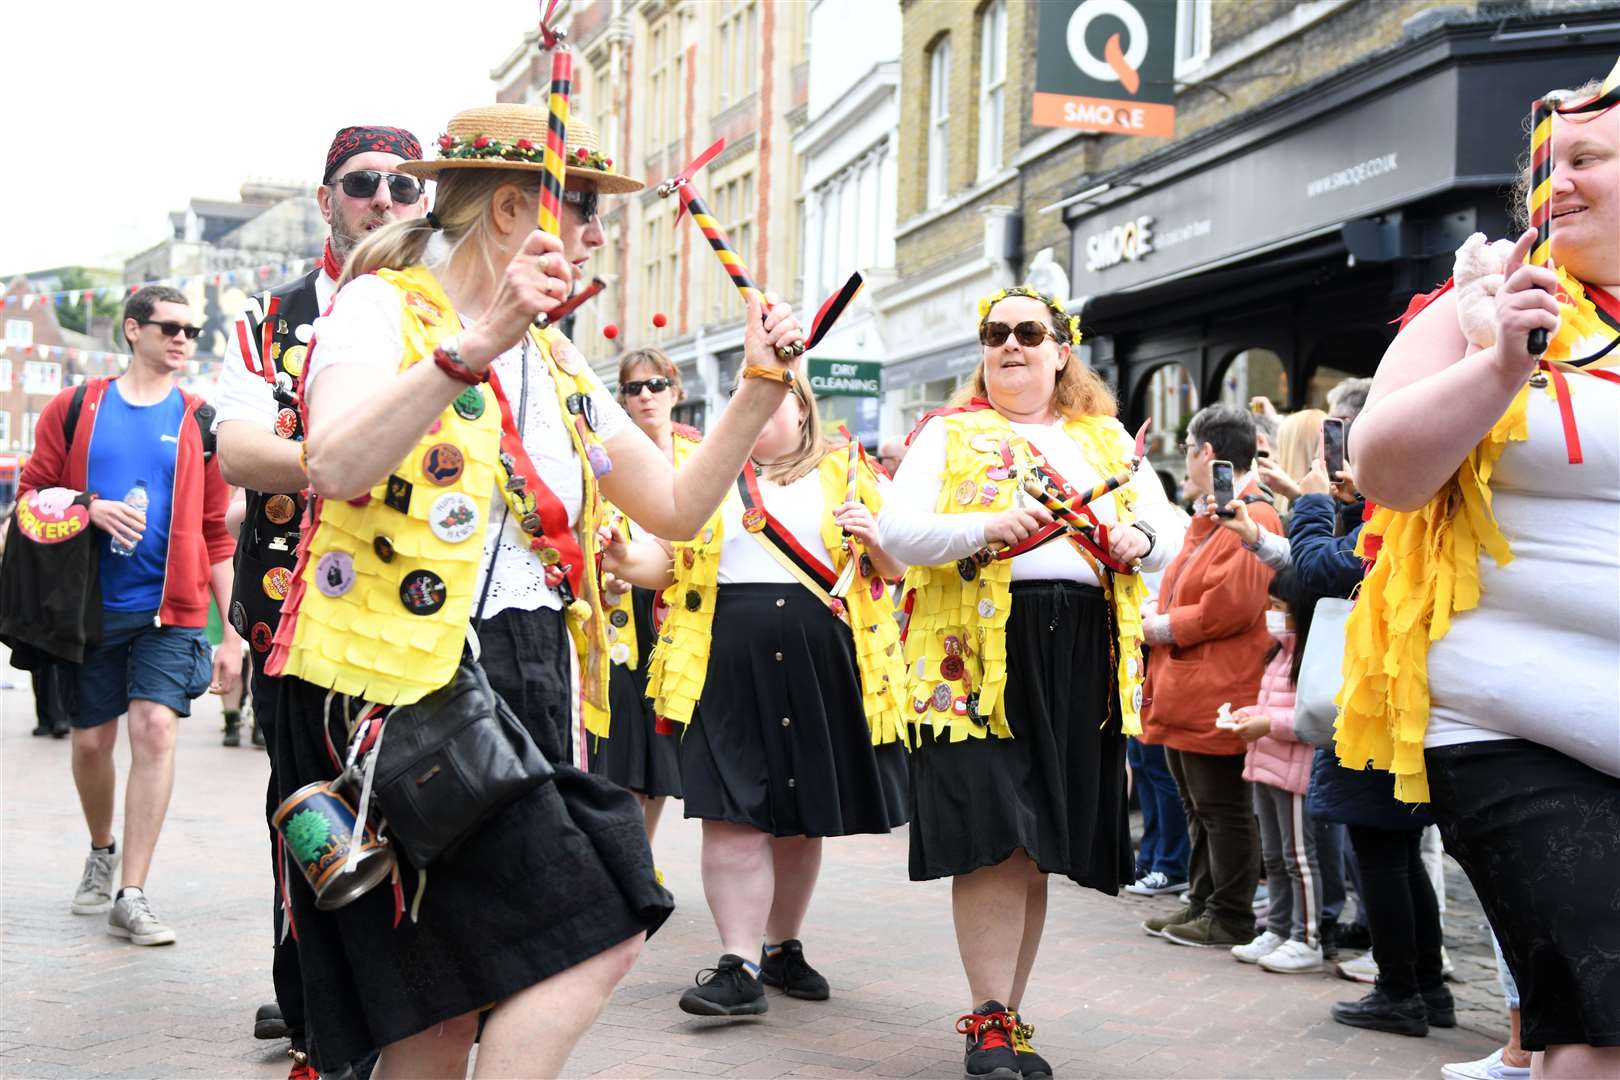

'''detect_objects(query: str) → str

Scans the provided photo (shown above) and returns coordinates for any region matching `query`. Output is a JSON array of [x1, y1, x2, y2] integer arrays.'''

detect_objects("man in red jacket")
[[1138, 403, 1278, 949], [20, 284, 240, 947]]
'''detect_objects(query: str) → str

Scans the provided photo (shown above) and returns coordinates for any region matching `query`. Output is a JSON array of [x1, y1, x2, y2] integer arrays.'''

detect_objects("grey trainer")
[[71, 849, 119, 914], [107, 890, 176, 946]]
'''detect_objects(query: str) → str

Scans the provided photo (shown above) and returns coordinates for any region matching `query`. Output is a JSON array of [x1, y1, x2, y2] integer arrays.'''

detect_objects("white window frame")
[[0, 410, 10, 449], [0, 358, 11, 391], [1174, 0, 1212, 78], [927, 38, 952, 208], [977, 0, 1007, 182], [22, 361, 60, 397], [4, 319, 32, 347]]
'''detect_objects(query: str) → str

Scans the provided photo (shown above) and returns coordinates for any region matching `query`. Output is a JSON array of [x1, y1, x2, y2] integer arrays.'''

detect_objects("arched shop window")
[[1216, 348, 1288, 412], [1135, 361, 1199, 476]]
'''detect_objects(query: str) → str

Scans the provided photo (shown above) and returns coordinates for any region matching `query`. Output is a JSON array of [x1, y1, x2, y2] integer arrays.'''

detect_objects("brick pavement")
[[2, 679, 1504, 1079]]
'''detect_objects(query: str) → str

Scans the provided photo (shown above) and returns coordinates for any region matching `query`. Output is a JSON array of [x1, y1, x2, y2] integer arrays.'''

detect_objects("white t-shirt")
[[305, 273, 630, 618], [1424, 368, 1620, 778], [213, 271, 337, 431], [716, 469, 843, 584], [879, 414, 1184, 585]]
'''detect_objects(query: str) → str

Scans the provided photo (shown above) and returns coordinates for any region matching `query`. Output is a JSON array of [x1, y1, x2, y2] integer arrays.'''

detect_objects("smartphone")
[[1211, 459, 1235, 518], [1322, 417, 1346, 480]]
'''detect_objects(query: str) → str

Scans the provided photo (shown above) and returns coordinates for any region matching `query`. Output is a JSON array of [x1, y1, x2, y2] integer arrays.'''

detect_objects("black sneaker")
[[1330, 986, 1429, 1037], [956, 1000, 1020, 1080], [678, 954, 768, 1017], [1336, 921, 1373, 951], [255, 1001, 289, 1040], [1319, 919, 1340, 962], [1009, 1011, 1053, 1080], [223, 716, 241, 748], [1422, 984, 1456, 1028], [759, 939, 830, 1001]]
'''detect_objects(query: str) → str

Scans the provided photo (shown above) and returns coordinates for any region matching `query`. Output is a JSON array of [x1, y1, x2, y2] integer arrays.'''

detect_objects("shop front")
[[1063, 14, 1620, 470]]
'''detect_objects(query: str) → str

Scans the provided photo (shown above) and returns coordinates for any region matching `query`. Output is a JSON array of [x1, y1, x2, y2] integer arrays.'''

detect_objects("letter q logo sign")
[[1067, 0, 1149, 95]]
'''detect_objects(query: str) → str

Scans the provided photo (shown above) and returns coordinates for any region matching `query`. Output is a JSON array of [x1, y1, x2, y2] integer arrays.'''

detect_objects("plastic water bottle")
[[111, 481, 148, 557]]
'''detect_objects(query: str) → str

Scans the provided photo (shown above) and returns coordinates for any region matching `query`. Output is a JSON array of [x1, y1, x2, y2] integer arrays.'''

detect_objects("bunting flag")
[[0, 257, 318, 311], [0, 340, 134, 366]]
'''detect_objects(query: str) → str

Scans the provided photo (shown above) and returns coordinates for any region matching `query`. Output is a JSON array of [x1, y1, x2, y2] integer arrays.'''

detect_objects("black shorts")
[[1426, 739, 1620, 1051]]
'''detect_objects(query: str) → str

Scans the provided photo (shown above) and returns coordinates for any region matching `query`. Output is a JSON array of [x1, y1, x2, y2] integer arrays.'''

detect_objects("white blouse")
[[879, 414, 1184, 585], [305, 273, 630, 619], [716, 469, 839, 584]]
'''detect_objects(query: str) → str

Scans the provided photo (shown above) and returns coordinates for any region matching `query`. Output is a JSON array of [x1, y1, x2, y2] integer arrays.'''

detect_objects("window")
[[644, 213, 667, 342], [5, 319, 32, 347], [648, 19, 684, 151], [927, 37, 952, 207], [23, 412, 39, 453], [707, 171, 755, 322], [715, 1, 759, 109], [977, 0, 1007, 181], [0, 358, 10, 390], [1175, 0, 1211, 76], [0, 411, 10, 449], [23, 361, 60, 397]]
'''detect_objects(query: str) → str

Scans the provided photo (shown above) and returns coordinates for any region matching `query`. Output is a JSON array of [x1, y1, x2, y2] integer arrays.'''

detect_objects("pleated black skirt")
[[272, 605, 673, 1073], [589, 588, 684, 798], [680, 583, 909, 838], [908, 580, 1133, 893]]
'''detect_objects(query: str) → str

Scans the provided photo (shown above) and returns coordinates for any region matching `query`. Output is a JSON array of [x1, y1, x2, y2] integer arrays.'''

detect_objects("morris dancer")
[[263, 103, 804, 1078], [877, 286, 1185, 1080], [611, 368, 909, 1018], [587, 348, 695, 845], [215, 123, 425, 1077]]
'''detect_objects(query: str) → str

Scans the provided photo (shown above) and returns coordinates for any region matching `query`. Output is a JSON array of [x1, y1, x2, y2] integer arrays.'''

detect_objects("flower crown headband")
[[434, 132, 615, 173], [977, 285, 1083, 345]]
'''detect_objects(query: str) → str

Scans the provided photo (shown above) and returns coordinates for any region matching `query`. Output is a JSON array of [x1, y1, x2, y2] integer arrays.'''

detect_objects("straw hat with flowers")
[[398, 103, 643, 194]]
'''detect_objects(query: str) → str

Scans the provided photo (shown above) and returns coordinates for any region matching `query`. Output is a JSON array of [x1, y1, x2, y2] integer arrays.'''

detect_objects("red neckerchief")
[[736, 467, 839, 589], [319, 239, 342, 282], [487, 370, 586, 599]]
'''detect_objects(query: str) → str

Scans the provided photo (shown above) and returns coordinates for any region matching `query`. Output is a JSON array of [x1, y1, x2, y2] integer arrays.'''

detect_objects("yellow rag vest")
[[900, 408, 1150, 741], [646, 448, 910, 746], [1337, 270, 1613, 802], [276, 265, 613, 711]]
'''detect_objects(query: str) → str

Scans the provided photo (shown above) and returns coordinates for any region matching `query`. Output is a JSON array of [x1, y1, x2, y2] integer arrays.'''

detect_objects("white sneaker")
[[71, 848, 119, 914], [1442, 944, 1456, 980], [107, 888, 176, 946], [1258, 938, 1324, 973], [1125, 871, 1190, 896], [1336, 950, 1378, 983], [1231, 930, 1285, 964], [1440, 1049, 1531, 1080]]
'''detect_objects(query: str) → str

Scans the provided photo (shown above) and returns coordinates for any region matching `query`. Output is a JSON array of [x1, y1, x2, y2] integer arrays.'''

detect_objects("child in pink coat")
[[1229, 568, 1322, 973]]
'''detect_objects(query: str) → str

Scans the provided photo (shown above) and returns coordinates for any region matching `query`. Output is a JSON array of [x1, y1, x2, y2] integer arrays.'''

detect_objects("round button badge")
[[314, 551, 356, 598], [281, 344, 307, 377], [250, 622, 274, 653], [741, 508, 767, 533], [274, 408, 299, 439], [428, 492, 479, 544], [421, 443, 465, 487], [264, 494, 297, 525], [399, 570, 448, 616], [229, 601, 247, 636], [940, 655, 965, 681], [954, 480, 977, 506], [452, 387, 485, 421], [609, 642, 631, 664], [930, 682, 953, 713], [609, 609, 630, 628], [262, 567, 293, 602]]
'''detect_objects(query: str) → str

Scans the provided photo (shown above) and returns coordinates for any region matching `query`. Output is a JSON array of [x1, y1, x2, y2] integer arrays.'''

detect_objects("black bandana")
[[323, 126, 423, 183]]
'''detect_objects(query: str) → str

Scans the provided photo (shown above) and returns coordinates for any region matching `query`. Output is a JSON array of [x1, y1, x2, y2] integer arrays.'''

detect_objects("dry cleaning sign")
[[1032, 0, 1178, 138]]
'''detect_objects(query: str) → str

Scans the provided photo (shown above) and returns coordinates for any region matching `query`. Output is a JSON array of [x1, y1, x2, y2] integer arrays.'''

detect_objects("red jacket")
[[19, 377, 234, 629], [1140, 479, 1281, 756]]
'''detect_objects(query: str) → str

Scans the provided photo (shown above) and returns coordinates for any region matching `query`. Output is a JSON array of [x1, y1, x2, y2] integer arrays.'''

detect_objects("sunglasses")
[[980, 320, 1059, 348], [561, 189, 600, 221], [621, 377, 672, 396], [138, 319, 202, 341], [332, 170, 424, 204]]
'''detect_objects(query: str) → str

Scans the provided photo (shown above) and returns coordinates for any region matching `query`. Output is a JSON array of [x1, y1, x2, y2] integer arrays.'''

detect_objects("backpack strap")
[[61, 383, 89, 457], [192, 403, 217, 462]]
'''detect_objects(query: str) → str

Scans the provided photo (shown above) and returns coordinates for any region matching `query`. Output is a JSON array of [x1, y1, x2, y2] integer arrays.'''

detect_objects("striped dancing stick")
[[531, 0, 572, 327], [1526, 95, 1556, 357], [830, 438, 862, 598]]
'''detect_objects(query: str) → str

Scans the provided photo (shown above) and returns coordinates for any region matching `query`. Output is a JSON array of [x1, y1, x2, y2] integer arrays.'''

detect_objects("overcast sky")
[[1, 2, 540, 276]]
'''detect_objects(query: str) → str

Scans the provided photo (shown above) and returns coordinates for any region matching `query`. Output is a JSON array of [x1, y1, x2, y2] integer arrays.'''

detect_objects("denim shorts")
[[75, 609, 213, 727]]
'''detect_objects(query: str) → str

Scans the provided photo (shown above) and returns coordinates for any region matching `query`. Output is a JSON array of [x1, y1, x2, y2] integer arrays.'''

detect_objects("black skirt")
[[680, 583, 909, 838], [272, 606, 673, 1073], [909, 580, 1133, 893], [1425, 739, 1620, 1051], [589, 588, 683, 798]]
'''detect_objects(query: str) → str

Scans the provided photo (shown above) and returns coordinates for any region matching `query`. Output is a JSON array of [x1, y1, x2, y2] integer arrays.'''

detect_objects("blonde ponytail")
[[339, 217, 436, 287]]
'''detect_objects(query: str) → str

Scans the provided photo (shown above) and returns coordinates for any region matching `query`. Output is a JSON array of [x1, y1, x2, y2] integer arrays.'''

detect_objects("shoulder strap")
[[192, 403, 217, 461], [61, 383, 89, 457]]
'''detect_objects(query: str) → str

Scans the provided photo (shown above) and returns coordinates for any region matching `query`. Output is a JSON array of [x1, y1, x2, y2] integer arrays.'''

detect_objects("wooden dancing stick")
[[535, 0, 571, 239], [1526, 94, 1557, 358]]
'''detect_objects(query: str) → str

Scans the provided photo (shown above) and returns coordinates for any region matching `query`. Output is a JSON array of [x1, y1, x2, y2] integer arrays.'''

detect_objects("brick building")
[[889, 0, 1620, 467], [493, 0, 809, 427], [0, 278, 69, 459]]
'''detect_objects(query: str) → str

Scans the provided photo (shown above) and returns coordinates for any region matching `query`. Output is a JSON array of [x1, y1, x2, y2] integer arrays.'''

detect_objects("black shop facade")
[[1061, 13, 1620, 469]]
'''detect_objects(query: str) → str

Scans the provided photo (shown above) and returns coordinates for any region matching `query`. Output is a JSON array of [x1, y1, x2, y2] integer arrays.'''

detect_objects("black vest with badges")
[[228, 269, 321, 660]]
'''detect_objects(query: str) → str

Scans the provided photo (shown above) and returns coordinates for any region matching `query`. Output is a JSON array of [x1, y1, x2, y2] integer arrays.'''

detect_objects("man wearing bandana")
[[213, 124, 425, 1080]]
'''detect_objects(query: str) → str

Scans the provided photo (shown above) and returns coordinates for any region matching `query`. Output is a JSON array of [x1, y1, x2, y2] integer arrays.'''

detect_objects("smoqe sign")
[[1033, 0, 1178, 138]]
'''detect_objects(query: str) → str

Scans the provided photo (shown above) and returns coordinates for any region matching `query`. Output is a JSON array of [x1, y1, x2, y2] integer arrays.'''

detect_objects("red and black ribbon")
[[488, 371, 586, 599], [806, 272, 865, 352], [736, 467, 839, 590]]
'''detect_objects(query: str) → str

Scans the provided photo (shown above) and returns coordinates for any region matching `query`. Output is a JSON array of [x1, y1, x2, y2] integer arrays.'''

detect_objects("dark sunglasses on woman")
[[980, 320, 1060, 348], [138, 319, 203, 341], [621, 377, 672, 396], [332, 170, 424, 204]]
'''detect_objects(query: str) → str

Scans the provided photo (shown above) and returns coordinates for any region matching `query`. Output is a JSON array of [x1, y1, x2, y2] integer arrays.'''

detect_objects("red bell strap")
[[319, 239, 342, 282], [1541, 360, 1620, 466], [487, 369, 586, 599]]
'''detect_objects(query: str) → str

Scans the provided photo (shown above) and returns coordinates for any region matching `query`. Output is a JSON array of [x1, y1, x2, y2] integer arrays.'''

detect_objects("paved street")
[[2, 679, 1504, 1079]]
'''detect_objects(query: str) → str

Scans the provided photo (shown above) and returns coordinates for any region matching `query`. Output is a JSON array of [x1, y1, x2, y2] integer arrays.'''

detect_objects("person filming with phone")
[[1137, 404, 1280, 949]]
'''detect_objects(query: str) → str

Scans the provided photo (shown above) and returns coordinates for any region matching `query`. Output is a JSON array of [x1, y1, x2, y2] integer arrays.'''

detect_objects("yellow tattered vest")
[[271, 265, 614, 712], [1337, 271, 1615, 802], [900, 407, 1150, 741], [645, 448, 910, 746]]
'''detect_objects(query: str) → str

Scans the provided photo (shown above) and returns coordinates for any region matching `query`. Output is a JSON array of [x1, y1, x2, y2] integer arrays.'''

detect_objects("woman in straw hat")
[[263, 103, 804, 1078]]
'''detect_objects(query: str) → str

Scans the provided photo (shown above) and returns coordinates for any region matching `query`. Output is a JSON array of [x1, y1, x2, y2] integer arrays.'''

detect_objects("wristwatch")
[[432, 336, 489, 386], [1130, 520, 1157, 556]]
